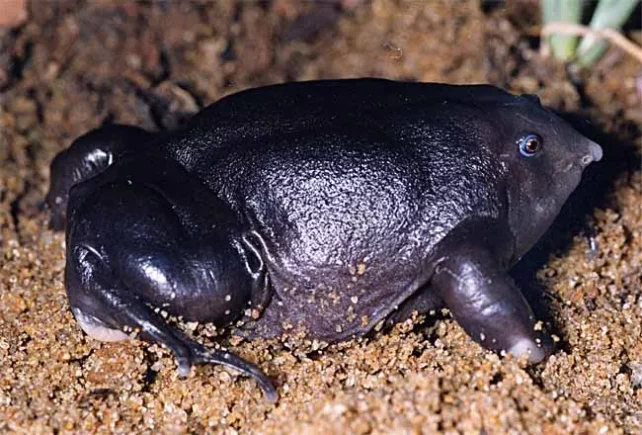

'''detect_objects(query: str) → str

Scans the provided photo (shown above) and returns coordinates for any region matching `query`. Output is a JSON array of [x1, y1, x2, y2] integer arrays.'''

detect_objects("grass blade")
[[541, 0, 584, 61], [577, 0, 640, 66]]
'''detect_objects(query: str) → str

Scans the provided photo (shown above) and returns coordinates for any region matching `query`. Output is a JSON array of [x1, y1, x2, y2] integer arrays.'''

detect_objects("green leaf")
[[541, 0, 584, 61], [576, 0, 640, 66]]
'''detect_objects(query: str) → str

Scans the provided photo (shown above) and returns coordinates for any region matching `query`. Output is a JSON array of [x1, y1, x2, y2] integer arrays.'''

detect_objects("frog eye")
[[519, 134, 543, 157]]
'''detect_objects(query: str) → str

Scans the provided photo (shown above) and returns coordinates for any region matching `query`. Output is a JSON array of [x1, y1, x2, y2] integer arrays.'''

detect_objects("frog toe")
[[191, 345, 278, 403], [507, 334, 553, 364]]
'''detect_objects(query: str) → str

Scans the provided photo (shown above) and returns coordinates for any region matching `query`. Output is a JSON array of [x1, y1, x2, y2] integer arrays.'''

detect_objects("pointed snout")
[[580, 140, 603, 167], [588, 140, 603, 162]]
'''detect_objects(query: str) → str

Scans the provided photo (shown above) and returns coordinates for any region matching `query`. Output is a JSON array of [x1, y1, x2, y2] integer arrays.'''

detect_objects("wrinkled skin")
[[47, 79, 603, 401]]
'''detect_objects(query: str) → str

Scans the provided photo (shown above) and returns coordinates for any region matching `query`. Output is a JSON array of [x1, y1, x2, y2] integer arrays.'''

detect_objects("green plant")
[[541, 0, 641, 67]]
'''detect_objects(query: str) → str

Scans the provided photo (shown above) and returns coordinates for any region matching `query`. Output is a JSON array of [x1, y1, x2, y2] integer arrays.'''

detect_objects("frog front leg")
[[64, 161, 277, 401], [430, 220, 554, 363]]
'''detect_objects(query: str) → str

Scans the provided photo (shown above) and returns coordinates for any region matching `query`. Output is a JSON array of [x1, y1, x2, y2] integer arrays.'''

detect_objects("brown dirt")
[[1, 1, 641, 433]]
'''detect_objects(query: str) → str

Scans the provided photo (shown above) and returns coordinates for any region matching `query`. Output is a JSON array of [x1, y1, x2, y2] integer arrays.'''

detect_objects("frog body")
[[47, 79, 603, 401]]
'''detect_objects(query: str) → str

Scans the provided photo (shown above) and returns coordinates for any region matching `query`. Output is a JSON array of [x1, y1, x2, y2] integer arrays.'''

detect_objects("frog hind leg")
[[64, 171, 277, 402], [66, 248, 277, 402], [46, 124, 153, 230]]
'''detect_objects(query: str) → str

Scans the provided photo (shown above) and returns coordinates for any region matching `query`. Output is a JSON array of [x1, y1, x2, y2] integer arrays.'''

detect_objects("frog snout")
[[580, 140, 603, 167]]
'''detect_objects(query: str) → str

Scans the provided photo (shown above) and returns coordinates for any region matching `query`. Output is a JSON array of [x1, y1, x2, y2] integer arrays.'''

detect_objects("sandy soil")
[[1, 1, 641, 433]]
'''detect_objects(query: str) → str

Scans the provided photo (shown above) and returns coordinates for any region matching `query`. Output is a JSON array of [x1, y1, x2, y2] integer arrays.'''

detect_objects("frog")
[[46, 78, 603, 402]]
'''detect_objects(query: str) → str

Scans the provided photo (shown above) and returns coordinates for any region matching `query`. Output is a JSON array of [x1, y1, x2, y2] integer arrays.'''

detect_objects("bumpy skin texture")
[[47, 79, 603, 401]]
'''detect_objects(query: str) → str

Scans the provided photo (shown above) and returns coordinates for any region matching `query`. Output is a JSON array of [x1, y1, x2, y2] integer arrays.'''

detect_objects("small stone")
[[0, 0, 28, 28]]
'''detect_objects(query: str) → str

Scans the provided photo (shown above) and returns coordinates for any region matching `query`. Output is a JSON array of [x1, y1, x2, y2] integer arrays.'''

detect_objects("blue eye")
[[519, 134, 542, 157]]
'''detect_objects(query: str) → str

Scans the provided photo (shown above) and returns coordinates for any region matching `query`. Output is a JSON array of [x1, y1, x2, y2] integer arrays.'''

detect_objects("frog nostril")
[[578, 140, 603, 168], [580, 155, 594, 167]]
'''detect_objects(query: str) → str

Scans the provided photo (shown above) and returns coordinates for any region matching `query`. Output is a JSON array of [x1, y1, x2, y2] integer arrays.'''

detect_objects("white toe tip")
[[177, 362, 191, 378], [508, 338, 546, 363]]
